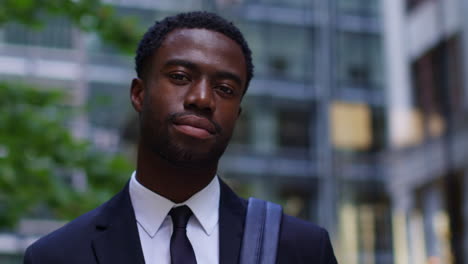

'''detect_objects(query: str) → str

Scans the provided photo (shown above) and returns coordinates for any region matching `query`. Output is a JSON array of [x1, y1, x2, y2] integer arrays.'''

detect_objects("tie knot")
[[169, 205, 193, 228]]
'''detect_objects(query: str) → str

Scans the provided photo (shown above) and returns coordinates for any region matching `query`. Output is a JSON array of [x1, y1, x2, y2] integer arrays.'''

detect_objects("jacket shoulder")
[[24, 204, 104, 263], [278, 214, 338, 264], [23, 188, 127, 264]]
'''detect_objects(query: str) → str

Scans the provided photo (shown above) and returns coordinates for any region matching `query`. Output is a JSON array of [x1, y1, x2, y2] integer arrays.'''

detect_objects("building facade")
[[0, 0, 398, 263], [383, 0, 468, 263]]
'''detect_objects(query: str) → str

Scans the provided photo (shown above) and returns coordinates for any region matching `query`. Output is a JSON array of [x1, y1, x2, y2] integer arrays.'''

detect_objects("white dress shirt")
[[129, 171, 220, 264]]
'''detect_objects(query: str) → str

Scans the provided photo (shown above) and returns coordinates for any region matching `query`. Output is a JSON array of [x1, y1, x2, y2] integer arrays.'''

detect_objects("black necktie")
[[169, 205, 197, 264]]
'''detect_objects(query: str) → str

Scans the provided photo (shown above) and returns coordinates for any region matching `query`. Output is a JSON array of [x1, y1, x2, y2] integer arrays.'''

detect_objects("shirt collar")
[[129, 171, 220, 237]]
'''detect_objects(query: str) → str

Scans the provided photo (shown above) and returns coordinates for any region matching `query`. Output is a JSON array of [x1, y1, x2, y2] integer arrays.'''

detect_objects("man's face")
[[131, 28, 247, 168]]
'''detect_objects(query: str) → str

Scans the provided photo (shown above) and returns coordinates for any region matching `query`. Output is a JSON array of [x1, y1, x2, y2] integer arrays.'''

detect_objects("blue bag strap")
[[239, 197, 283, 264]]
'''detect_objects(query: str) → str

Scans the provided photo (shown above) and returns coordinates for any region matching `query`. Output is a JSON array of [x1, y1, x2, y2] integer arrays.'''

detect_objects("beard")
[[139, 106, 231, 168]]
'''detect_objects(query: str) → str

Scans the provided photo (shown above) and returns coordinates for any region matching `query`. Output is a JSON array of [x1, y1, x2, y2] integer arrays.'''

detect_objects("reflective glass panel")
[[337, 31, 383, 89], [238, 22, 314, 82], [4, 17, 73, 49], [337, 0, 381, 16]]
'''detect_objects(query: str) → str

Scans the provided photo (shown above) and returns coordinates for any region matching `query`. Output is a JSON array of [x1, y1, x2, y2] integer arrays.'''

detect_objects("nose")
[[184, 79, 216, 114]]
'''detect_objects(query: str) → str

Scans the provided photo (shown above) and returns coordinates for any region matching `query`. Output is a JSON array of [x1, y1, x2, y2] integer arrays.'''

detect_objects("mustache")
[[168, 112, 222, 134]]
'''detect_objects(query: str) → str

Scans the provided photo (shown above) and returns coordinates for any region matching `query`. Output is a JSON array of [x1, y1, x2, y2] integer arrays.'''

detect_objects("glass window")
[[331, 102, 372, 151], [238, 22, 314, 82], [87, 82, 132, 130], [4, 17, 73, 49], [278, 108, 311, 148], [411, 36, 463, 138], [371, 107, 386, 152], [85, 7, 157, 55], [236, 22, 266, 79], [331, 103, 386, 153], [337, 32, 383, 89], [337, 0, 381, 16], [406, 0, 432, 11], [231, 110, 250, 145], [412, 36, 463, 113], [85, 32, 117, 55], [255, 0, 314, 9], [279, 181, 317, 220]]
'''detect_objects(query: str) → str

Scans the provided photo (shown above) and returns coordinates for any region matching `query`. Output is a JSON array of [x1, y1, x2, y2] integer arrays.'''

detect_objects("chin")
[[162, 152, 219, 169], [156, 142, 226, 169]]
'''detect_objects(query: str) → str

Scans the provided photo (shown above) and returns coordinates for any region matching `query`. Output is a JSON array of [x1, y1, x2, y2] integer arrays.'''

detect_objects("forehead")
[[152, 28, 247, 80]]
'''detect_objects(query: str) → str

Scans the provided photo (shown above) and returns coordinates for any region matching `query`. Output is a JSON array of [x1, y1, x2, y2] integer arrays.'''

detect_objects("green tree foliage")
[[0, 0, 142, 53], [0, 82, 133, 228], [0, 0, 139, 228]]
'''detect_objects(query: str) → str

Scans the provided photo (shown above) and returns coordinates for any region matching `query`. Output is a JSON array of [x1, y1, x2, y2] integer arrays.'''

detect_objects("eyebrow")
[[163, 59, 243, 87], [213, 71, 243, 87], [163, 59, 198, 71]]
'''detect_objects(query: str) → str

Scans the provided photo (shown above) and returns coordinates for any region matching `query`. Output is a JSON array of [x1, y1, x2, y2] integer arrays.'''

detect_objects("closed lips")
[[173, 115, 216, 134]]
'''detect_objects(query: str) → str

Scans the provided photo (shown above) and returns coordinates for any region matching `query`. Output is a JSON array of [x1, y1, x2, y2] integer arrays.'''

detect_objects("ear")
[[130, 78, 145, 113]]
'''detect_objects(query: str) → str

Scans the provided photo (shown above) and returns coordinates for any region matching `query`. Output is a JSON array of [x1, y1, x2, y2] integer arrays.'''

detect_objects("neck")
[[135, 144, 218, 203]]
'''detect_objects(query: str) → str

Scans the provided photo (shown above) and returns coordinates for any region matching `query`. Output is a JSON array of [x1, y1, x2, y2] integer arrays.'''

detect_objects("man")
[[24, 11, 337, 264]]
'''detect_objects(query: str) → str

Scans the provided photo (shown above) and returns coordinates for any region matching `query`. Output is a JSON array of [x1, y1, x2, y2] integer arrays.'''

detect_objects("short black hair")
[[135, 11, 254, 94]]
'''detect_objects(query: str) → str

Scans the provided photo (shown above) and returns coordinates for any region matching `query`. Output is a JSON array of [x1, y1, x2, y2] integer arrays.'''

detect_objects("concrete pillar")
[[71, 29, 89, 191], [463, 171, 468, 263], [391, 189, 413, 264], [457, 0, 468, 261], [460, 0, 468, 111], [314, 0, 337, 238], [338, 203, 359, 264], [381, 0, 414, 148], [421, 187, 444, 259]]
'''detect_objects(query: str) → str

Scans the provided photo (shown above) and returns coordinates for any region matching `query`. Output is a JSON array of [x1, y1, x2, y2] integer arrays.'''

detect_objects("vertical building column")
[[338, 203, 359, 264], [453, 0, 468, 261], [408, 208, 427, 264], [461, 0, 468, 111], [422, 187, 446, 261], [71, 29, 89, 140], [381, 0, 414, 148], [314, 0, 337, 239], [391, 189, 413, 264], [464, 171, 468, 263], [70, 29, 88, 191]]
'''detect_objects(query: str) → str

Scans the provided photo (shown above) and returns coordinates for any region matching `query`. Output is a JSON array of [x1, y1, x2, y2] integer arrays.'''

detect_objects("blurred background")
[[0, 0, 467, 263]]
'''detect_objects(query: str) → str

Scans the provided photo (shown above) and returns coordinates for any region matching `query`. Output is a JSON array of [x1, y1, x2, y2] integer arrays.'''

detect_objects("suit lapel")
[[218, 180, 247, 264], [90, 179, 247, 264], [91, 184, 145, 264]]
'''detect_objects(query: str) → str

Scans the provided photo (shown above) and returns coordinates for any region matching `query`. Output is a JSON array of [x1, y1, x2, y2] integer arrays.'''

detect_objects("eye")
[[168, 73, 190, 83], [215, 85, 234, 96]]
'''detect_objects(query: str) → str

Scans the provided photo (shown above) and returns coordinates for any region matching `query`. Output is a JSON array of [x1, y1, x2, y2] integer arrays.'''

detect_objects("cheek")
[[147, 90, 173, 113], [142, 97, 166, 125], [221, 112, 240, 133], [153, 86, 185, 111]]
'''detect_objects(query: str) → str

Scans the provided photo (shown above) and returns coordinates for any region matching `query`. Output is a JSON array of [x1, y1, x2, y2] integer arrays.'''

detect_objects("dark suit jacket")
[[24, 180, 338, 264]]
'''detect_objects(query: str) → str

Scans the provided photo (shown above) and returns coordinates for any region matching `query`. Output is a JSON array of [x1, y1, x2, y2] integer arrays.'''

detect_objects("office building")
[[0, 1, 397, 263]]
